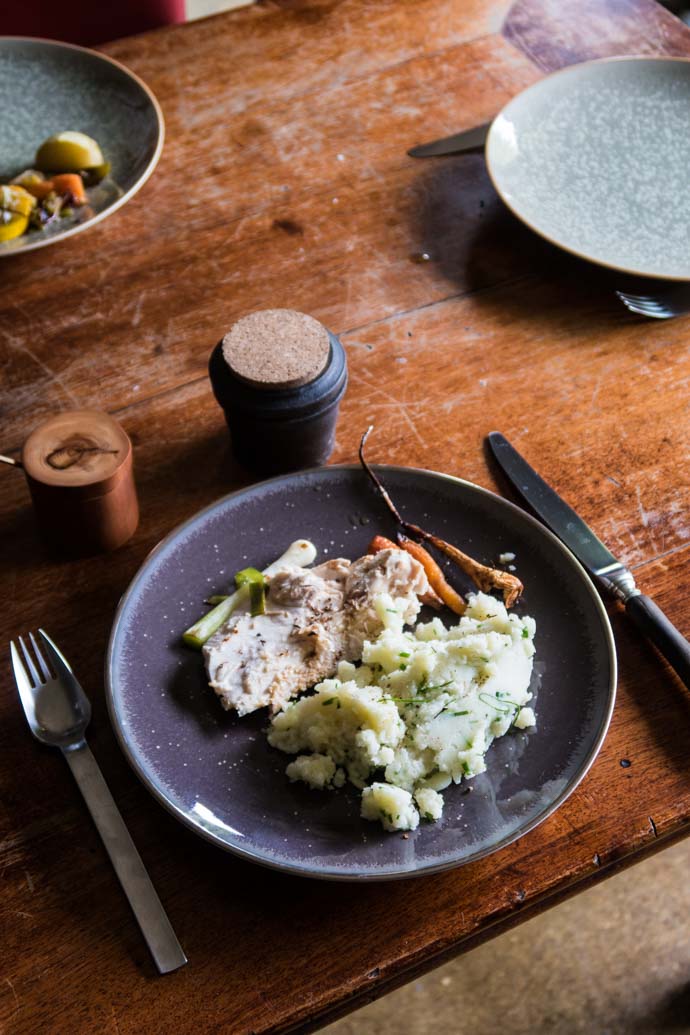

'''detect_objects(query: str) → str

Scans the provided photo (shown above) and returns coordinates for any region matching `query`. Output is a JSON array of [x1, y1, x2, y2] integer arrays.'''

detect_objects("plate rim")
[[105, 464, 618, 881], [485, 54, 690, 282], [0, 35, 165, 258]]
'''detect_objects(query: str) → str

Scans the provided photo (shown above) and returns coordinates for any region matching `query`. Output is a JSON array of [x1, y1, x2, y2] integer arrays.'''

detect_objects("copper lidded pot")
[[21, 409, 139, 555]]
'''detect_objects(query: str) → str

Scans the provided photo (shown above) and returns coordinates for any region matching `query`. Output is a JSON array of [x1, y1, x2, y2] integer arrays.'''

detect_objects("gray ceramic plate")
[[0, 37, 163, 256], [106, 466, 617, 881], [486, 57, 690, 280]]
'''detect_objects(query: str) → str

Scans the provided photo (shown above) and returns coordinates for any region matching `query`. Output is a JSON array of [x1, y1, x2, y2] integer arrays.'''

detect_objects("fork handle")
[[63, 744, 187, 974]]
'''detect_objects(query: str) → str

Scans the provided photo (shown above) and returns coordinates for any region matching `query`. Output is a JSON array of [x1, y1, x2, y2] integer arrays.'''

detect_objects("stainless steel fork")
[[10, 630, 187, 974], [616, 284, 690, 319]]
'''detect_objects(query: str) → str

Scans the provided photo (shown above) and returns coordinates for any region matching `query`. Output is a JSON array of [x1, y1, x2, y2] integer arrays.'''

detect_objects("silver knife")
[[407, 121, 492, 158], [488, 432, 690, 690]]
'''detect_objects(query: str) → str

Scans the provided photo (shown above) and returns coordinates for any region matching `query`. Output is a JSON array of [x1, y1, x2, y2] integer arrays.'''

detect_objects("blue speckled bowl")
[[0, 37, 163, 256], [486, 57, 690, 280], [106, 466, 617, 881]]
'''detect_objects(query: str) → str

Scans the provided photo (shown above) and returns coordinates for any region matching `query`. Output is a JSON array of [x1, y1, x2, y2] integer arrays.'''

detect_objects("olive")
[[35, 131, 104, 173]]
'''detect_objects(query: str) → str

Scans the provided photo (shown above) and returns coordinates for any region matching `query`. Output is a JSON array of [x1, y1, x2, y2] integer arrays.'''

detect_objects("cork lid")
[[22, 410, 132, 497], [221, 309, 330, 390]]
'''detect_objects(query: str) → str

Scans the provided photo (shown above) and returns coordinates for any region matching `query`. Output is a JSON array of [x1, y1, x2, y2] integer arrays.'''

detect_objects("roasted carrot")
[[367, 534, 397, 554], [51, 174, 86, 204], [397, 535, 466, 615]]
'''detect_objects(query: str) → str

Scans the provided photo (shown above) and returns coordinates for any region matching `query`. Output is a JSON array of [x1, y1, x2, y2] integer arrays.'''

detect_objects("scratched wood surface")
[[1, 1, 690, 1032]]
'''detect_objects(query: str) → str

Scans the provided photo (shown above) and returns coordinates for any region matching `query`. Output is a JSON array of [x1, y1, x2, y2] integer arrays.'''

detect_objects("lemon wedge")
[[36, 131, 104, 173], [0, 212, 29, 242]]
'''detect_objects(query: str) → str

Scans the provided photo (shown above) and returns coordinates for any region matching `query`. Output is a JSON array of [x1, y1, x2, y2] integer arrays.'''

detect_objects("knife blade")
[[487, 432, 690, 691], [407, 121, 491, 158]]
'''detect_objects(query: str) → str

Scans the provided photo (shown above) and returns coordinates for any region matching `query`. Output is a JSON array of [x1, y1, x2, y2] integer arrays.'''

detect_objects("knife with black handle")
[[487, 432, 690, 691]]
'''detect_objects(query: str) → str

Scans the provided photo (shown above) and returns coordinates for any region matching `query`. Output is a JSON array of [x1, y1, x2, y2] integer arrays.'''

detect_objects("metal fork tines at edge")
[[616, 283, 690, 319], [11, 630, 187, 974]]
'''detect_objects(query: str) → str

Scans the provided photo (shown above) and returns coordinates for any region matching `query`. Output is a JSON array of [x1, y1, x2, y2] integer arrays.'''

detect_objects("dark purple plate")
[[106, 466, 616, 881]]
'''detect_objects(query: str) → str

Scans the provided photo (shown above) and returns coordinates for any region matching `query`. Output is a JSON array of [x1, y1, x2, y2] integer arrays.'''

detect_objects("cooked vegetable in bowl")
[[0, 131, 112, 242], [35, 130, 105, 173]]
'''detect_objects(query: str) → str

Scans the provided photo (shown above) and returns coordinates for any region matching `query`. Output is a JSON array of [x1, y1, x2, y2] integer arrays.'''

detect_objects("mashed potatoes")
[[268, 591, 537, 831]]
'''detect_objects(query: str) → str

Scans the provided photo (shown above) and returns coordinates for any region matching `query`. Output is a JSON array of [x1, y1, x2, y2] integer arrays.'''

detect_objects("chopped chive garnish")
[[479, 691, 519, 714], [399, 651, 410, 658]]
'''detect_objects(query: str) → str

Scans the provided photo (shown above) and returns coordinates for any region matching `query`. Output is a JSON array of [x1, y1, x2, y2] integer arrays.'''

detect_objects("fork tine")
[[19, 635, 42, 686], [11, 641, 31, 693], [629, 307, 671, 319], [631, 305, 672, 319], [38, 629, 74, 681], [10, 642, 37, 720], [30, 632, 52, 681]]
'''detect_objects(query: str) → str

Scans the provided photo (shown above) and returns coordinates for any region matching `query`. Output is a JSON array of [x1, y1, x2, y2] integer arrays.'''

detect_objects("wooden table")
[[2, 1, 690, 1031]]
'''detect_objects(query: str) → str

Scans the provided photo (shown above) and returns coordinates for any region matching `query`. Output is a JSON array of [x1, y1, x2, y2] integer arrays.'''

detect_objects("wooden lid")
[[221, 309, 330, 390], [22, 410, 132, 497]]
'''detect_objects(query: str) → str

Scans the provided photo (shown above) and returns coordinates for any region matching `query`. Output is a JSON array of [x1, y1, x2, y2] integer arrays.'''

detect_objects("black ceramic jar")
[[209, 309, 348, 475]]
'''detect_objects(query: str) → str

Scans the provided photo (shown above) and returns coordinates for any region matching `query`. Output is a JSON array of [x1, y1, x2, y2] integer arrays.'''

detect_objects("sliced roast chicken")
[[203, 548, 430, 716]]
